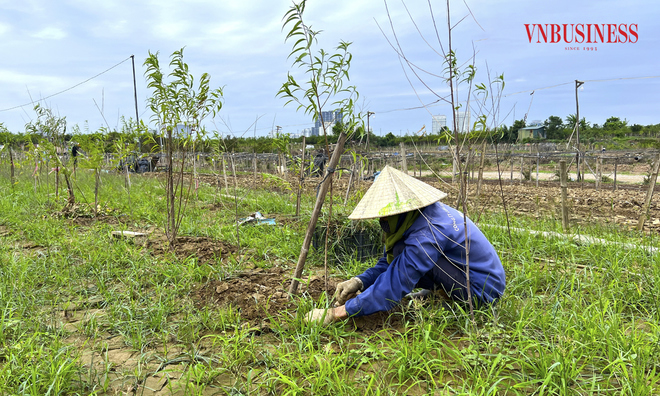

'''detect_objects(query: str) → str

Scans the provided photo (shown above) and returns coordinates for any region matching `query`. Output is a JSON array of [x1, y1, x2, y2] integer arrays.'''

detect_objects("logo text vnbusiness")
[[525, 24, 638, 44]]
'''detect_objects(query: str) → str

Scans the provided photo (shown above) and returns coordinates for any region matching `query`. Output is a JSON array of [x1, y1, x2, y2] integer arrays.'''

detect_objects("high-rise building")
[[432, 115, 447, 134], [456, 110, 470, 134], [310, 110, 343, 136]]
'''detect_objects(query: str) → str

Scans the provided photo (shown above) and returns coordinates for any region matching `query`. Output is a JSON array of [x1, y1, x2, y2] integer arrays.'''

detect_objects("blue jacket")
[[345, 202, 505, 317]]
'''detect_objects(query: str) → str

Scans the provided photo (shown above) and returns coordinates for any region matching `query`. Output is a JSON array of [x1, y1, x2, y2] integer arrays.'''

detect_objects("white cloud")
[[0, 22, 9, 36], [0, 69, 64, 90], [31, 27, 67, 40]]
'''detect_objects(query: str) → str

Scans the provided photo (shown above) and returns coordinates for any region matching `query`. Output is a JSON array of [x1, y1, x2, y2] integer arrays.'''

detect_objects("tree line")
[[2, 114, 659, 154]]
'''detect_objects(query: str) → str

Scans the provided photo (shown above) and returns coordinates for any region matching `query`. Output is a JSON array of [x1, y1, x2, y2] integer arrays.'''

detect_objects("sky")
[[0, 0, 658, 138]]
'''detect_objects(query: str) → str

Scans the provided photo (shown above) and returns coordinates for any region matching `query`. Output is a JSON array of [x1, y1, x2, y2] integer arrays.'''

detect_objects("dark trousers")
[[414, 256, 469, 302]]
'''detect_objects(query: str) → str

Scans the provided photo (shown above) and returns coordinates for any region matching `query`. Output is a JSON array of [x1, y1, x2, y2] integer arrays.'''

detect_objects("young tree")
[[144, 48, 223, 246], [26, 105, 75, 209], [278, 0, 363, 294], [76, 131, 106, 216], [380, 0, 512, 319]]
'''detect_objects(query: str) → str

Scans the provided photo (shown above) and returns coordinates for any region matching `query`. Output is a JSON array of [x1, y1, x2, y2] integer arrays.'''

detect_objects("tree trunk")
[[560, 160, 570, 233], [289, 132, 347, 294], [9, 148, 15, 188], [94, 170, 100, 217], [63, 172, 76, 211]]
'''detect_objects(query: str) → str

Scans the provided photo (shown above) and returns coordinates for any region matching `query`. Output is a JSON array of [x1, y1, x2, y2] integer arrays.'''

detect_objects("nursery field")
[[1, 168, 660, 395]]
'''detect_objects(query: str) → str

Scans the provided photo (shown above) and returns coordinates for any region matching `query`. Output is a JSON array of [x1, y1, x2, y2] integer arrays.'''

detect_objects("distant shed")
[[517, 125, 546, 140]]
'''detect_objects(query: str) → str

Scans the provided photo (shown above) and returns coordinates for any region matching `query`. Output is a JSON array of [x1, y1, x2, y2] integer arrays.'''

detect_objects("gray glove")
[[305, 308, 335, 326], [334, 277, 363, 305]]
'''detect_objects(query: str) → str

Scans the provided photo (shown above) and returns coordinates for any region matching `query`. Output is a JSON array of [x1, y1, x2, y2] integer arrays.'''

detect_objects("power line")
[[504, 75, 660, 98], [584, 75, 660, 83], [370, 74, 660, 114], [0, 56, 132, 112]]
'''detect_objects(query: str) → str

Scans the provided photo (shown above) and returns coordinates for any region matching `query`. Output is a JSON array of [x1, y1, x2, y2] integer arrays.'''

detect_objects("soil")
[[196, 171, 660, 232], [192, 267, 407, 332], [146, 233, 239, 265], [443, 182, 660, 232]]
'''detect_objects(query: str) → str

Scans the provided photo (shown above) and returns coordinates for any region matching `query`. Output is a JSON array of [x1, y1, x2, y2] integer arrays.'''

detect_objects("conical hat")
[[348, 165, 447, 220]]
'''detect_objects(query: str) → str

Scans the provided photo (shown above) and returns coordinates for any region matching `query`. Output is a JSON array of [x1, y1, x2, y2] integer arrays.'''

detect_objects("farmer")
[[311, 150, 327, 177], [306, 165, 506, 325], [71, 142, 85, 168]]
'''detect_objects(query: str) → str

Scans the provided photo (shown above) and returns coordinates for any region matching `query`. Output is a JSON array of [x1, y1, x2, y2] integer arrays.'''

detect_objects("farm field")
[[1, 168, 659, 395]]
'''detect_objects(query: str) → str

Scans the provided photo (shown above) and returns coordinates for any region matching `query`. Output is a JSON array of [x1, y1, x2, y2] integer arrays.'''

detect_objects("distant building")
[[456, 111, 470, 134], [432, 115, 447, 134], [517, 125, 546, 140], [310, 110, 342, 136]]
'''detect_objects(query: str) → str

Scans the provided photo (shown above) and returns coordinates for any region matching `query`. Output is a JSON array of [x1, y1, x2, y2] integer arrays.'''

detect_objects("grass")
[[0, 163, 659, 395]]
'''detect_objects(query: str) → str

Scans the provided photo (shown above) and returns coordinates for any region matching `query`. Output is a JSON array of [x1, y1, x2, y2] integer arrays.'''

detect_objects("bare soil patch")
[[192, 267, 406, 332], [146, 233, 239, 265]]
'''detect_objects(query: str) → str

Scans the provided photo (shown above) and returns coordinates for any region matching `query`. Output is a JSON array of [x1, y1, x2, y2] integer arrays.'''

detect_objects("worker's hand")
[[305, 308, 335, 326], [334, 277, 363, 305]]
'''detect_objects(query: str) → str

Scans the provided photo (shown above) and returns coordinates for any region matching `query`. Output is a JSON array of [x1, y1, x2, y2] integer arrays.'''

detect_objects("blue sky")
[[0, 0, 658, 137]]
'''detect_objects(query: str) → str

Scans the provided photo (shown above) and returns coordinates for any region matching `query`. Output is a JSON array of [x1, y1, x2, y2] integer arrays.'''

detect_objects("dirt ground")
[[200, 171, 660, 232], [449, 182, 660, 231], [39, 170, 659, 395], [192, 267, 406, 333], [146, 233, 239, 265]]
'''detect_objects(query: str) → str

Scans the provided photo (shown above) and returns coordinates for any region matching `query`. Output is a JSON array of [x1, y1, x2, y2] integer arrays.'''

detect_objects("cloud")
[[0, 69, 65, 91], [31, 27, 67, 40]]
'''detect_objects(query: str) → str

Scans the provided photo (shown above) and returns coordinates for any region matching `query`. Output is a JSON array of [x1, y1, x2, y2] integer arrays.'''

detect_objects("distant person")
[[71, 142, 85, 172], [312, 150, 327, 177], [306, 165, 506, 325]]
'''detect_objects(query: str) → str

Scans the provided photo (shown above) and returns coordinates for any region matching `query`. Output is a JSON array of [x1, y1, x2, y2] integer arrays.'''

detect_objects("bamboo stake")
[[344, 156, 356, 205], [9, 147, 15, 188], [637, 154, 660, 231], [253, 152, 257, 184], [477, 141, 485, 197], [296, 137, 306, 217], [613, 158, 618, 191], [560, 160, 570, 233], [222, 153, 229, 193], [289, 132, 347, 294], [595, 156, 601, 190], [536, 152, 540, 188], [510, 158, 513, 184], [230, 154, 241, 249]]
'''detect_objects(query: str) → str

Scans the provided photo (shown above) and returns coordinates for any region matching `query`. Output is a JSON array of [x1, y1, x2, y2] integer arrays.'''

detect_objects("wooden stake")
[[510, 158, 514, 184], [477, 141, 485, 197], [637, 154, 660, 231], [222, 153, 229, 193], [595, 156, 601, 190], [400, 142, 408, 174], [560, 160, 570, 233], [9, 147, 15, 188], [296, 137, 306, 217], [344, 156, 356, 205], [289, 133, 348, 294], [613, 158, 618, 191], [253, 152, 257, 184], [536, 152, 540, 188], [230, 154, 241, 249]]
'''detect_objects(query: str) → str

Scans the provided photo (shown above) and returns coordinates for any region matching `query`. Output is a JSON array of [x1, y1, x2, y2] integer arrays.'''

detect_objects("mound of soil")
[[192, 267, 406, 332], [147, 234, 239, 265]]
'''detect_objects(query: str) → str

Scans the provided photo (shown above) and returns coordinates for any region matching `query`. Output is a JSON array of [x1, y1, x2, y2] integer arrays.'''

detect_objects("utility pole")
[[366, 111, 375, 152], [131, 55, 141, 152], [575, 80, 584, 182]]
